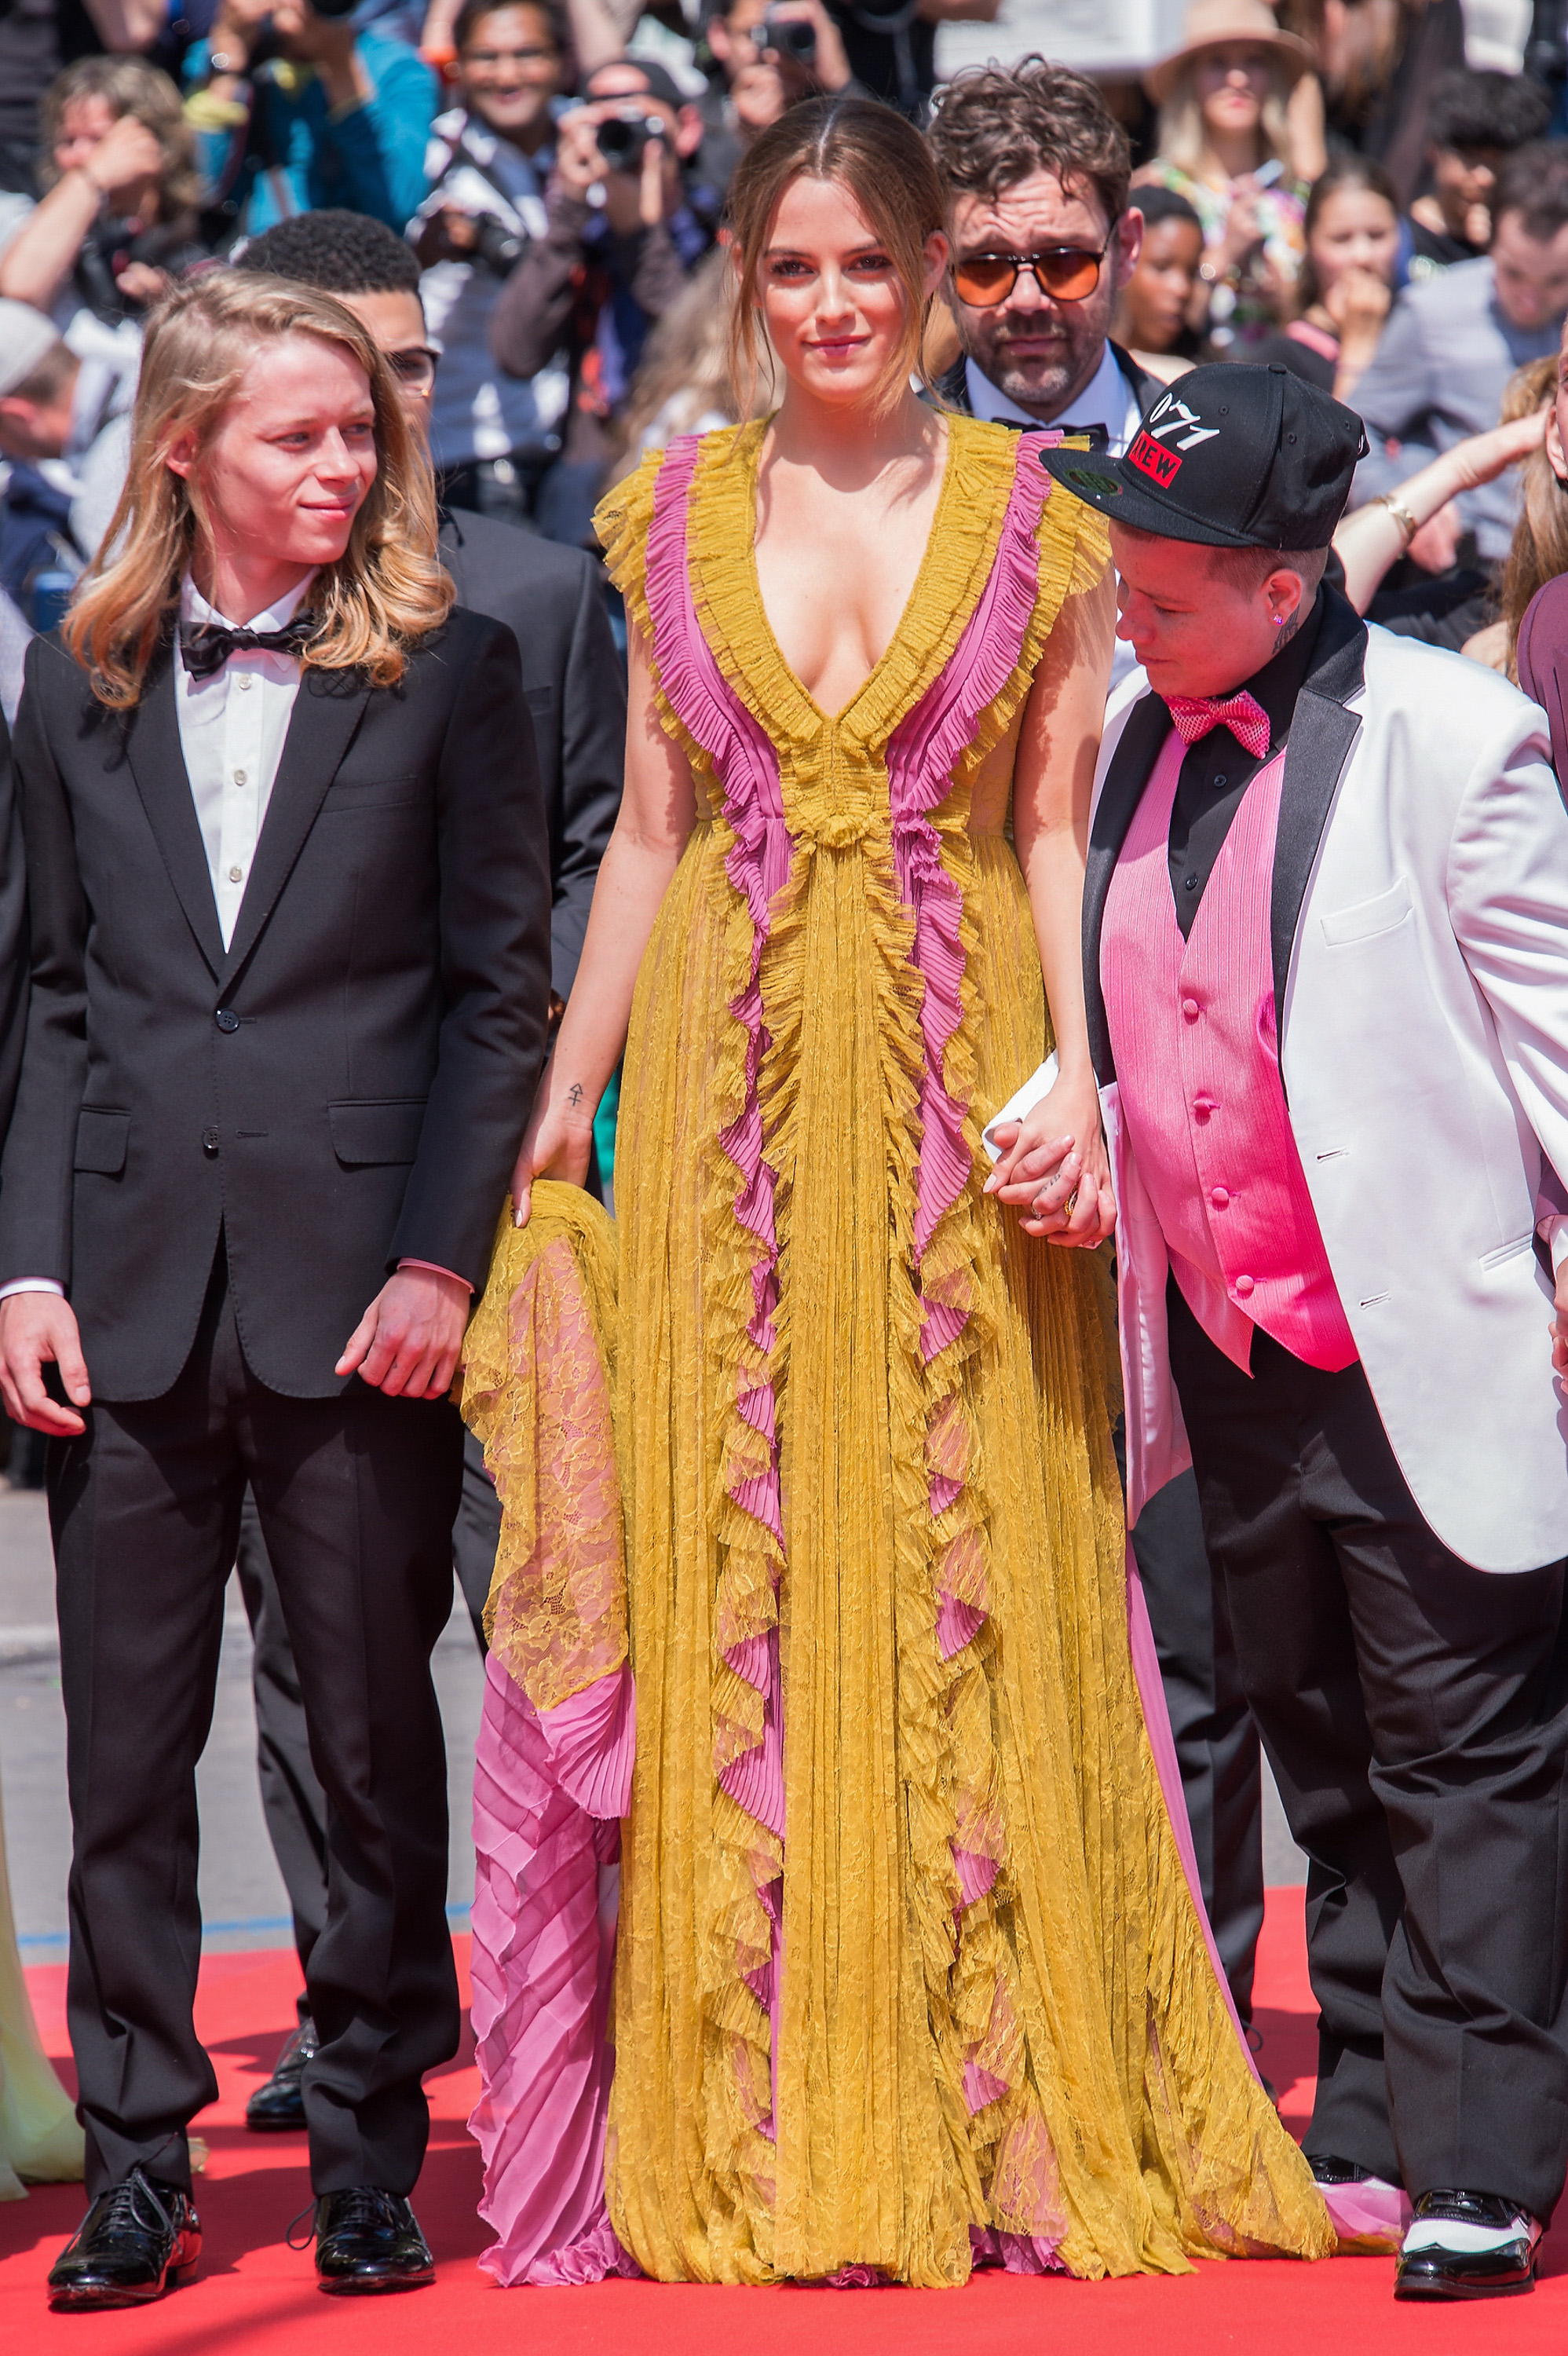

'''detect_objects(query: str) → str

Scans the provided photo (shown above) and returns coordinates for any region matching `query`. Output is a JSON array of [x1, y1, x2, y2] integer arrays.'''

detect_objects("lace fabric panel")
[[458, 1186, 626, 1715]]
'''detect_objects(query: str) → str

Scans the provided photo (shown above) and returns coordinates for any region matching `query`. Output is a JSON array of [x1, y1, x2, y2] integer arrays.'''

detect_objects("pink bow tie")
[[1164, 690, 1271, 762]]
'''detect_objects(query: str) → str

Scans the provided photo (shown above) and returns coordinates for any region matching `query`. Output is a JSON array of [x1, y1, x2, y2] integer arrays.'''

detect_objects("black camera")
[[762, 7, 817, 64], [595, 108, 664, 170], [471, 210, 525, 275]]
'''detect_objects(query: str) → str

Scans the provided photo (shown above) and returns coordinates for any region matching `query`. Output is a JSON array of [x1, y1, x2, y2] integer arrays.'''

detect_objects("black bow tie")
[[180, 615, 316, 680], [992, 418, 1109, 447]]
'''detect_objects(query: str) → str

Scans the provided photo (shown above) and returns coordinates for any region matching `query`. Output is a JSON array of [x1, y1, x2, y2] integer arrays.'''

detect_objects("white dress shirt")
[[964, 342, 1143, 455], [176, 570, 314, 952], [0, 570, 467, 1305]]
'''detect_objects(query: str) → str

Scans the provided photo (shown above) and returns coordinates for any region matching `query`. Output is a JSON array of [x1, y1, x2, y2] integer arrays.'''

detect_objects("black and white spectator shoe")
[[1394, 2190, 1541, 2300]]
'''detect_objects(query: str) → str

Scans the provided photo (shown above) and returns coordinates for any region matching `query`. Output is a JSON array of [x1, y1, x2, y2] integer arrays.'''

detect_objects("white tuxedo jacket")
[[1086, 591, 1568, 1575]]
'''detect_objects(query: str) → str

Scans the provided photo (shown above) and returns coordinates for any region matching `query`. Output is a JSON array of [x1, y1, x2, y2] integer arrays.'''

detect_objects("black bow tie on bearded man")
[[179, 614, 318, 680]]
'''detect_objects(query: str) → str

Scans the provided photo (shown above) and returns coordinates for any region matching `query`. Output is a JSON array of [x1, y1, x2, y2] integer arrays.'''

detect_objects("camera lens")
[[764, 9, 817, 61], [597, 110, 651, 166]]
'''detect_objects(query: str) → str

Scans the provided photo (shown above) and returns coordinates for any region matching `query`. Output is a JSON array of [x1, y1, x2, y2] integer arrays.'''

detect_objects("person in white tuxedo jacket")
[[1009, 364, 1568, 2304]]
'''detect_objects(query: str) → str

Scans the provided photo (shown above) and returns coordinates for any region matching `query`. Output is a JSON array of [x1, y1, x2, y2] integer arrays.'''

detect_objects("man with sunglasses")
[[930, 51, 1270, 2055], [927, 59, 1158, 469]]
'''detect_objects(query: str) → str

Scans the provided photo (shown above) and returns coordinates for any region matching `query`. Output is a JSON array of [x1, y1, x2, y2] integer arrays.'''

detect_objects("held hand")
[[336, 1268, 470, 1399], [0, 1294, 91, 1436], [983, 1074, 1116, 1247], [510, 1075, 597, 1228]]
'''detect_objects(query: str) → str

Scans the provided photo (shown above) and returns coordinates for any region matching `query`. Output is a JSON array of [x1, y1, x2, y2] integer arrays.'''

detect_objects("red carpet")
[[3, 1892, 1565, 2352]]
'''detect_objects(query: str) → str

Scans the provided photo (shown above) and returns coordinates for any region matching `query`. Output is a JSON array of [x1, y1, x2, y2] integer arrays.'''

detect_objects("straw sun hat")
[[1144, 0, 1316, 106]]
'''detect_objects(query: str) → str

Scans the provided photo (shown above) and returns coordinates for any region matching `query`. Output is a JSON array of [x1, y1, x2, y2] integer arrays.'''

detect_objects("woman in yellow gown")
[[459, 95, 1332, 2288]]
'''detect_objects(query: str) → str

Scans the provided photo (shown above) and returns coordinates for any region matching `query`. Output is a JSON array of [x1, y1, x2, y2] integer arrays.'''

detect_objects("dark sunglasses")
[[952, 237, 1113, 309]]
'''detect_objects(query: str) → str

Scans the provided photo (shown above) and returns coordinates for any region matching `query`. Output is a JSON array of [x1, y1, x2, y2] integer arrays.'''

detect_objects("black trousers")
[[1168, 1279, 1568, 2217], [51, 1246, 463, 2199], [1131, 1466, 1263, 2021], [237, 1427, 503, 1981]]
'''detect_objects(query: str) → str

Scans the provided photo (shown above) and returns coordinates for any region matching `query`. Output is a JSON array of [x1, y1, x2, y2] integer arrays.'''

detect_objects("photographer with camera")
[[188, 0, 437, 240], [488, 54, 711, 543], [408, 0, 570, 521], [702, 0, 857, 161]]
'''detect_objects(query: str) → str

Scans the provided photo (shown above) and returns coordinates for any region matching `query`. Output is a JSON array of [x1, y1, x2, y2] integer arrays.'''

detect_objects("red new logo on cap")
[[1129, 431, 1182, 486]]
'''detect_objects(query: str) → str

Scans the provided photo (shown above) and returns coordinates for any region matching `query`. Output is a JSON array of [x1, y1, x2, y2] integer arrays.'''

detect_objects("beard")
[[964, 305, 1109, 420]]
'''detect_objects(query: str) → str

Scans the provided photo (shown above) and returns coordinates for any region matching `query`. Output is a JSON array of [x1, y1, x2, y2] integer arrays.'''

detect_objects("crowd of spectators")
[[3, 0, 1568, 720]]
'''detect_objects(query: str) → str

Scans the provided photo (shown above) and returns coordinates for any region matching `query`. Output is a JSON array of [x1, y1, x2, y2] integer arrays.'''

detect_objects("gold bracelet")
[[1376, 491, 1420, 547]]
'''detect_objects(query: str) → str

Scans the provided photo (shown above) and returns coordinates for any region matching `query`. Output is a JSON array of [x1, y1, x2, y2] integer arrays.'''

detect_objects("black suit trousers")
[[1130, 1466, 1263, 2021], [1168, 1279, 1568, 2217], [52, 1245, 463, 2200], [236, 1428, 503, 1986]]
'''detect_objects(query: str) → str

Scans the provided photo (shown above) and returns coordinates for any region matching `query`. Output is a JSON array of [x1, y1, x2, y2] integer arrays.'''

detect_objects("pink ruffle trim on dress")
[[647, 431, 790, 1681], [970, 2224, 1067, 2275], [645, 434, 792, 2156], [885, 446, 1054, 1274], [1318, 2175, 1413, 2252], [470, 1653, 642, 2286]]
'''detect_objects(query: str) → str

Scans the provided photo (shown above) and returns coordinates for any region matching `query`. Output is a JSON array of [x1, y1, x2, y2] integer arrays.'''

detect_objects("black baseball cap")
[[1039, 362, 1369, 551]]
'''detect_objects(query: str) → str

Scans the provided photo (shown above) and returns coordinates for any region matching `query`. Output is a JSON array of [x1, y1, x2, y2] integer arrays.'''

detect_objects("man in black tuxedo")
[[221, 214, 623, 2134], [0, 273, 552, 2306]]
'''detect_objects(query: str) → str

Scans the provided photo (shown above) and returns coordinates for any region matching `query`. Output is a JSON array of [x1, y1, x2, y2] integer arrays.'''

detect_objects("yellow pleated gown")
[[473, 413, 1332, 2287]]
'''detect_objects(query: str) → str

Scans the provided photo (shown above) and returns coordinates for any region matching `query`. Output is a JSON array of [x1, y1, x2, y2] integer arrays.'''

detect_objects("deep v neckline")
[[746, 421, 957, 726]]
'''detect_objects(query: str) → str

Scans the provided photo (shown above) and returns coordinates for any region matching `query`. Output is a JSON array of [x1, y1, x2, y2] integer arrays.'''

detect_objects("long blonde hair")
[[1157, 59, 1295, 180], [1498, 354, 1568, 679], [65, 273, 452, 707], [725, 97, 946, 417]]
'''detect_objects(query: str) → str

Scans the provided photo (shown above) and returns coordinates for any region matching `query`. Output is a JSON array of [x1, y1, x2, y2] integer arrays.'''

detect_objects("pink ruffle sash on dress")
[[469, 1654, 641, 2285]]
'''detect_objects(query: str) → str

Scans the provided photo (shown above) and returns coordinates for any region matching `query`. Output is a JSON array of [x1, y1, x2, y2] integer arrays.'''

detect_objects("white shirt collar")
[[964, 343, 1142, 454], [178, 569, 318, 640]]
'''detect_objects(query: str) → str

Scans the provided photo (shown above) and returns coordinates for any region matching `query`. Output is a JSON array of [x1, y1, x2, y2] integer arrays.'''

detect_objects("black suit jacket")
[[0, 709, 27, 1147], [1082, 587, 1369, 1089], [0, 609, 553, 1401], [437, 508, 623, 998]]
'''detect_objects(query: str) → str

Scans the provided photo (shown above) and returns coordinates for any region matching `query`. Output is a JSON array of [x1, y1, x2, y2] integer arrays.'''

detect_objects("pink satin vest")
[[1101, 729, 1357, 1374]]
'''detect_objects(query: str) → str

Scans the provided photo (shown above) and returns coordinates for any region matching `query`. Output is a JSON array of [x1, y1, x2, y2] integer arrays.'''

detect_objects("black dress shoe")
[[246, 2010, 317, 2131], [312, 2188, 434, 2294], [1306, 2153, 1373, 2184], [47, 2168, 202, 2310], [1395, 2190, 1539, 2301]]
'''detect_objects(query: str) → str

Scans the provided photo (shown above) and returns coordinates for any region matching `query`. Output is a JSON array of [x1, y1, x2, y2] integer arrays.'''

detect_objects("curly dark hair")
[[232, 208, 422, 297], [926, 56, 1130, 228], [1426, 67, 1550, 158]]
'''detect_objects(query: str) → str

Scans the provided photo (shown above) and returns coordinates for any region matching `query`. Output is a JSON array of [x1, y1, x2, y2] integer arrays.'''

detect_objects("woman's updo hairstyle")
[[726, 96, 947, 412]]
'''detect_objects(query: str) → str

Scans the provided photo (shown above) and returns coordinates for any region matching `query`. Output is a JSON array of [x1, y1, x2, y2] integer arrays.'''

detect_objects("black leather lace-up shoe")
[[1395, 2190, 1540, 2301], [246, 2010, 317, 2131], [1306, 2153, 1373, 2185], [47, 2168, 202, 2310], [310, 2188, 435, 2294]]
